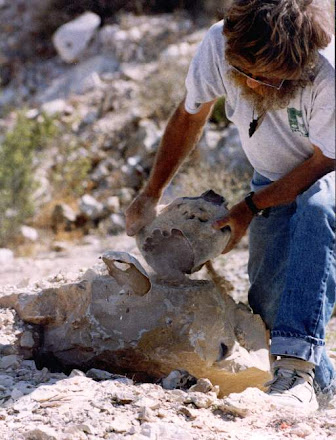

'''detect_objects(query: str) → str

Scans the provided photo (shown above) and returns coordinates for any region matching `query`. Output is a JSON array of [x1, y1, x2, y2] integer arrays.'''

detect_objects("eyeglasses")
[[231, 65, 285, 90]]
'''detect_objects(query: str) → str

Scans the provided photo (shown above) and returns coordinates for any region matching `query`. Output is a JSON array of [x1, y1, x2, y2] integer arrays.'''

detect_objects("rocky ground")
[[0, 235, 336, 440], [0, 2, 335, 439]]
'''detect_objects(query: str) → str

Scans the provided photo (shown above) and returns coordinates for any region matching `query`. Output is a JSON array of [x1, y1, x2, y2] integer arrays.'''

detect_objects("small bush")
[[0, 112, 58, 246], [210, 96, 230, 127], [50, 139, 91, 198]]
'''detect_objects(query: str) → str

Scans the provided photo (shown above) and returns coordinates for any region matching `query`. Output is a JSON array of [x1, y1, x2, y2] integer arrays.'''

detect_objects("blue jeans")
[[248, 170, 336, 392]]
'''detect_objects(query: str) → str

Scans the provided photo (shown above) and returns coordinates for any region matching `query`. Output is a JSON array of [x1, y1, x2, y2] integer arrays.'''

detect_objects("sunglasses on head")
[[231, 65, 285, 90]]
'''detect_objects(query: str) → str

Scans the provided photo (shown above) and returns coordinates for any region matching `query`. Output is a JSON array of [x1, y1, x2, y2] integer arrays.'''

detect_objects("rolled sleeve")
[[308, 63, 335, 159], [185, 22, 227, 114]]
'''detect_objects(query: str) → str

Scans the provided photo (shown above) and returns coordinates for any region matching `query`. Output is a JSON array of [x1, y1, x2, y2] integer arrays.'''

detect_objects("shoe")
[[265, 357, 319, 412]]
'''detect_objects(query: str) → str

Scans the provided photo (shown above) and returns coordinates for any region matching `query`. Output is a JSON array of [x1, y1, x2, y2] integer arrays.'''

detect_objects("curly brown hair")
[[223, 0, 333, 80]]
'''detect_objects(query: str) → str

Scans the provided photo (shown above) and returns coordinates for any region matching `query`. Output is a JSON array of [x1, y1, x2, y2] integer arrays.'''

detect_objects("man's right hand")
[[125, 192, 160, 236]]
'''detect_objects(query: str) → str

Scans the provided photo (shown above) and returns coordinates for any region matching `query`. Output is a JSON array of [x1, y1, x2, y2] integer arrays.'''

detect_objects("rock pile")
[[0, 232, 336, 439], [0, 306, 335, 439], [0, 248, 270, 397], [0, 3, 252, 250]]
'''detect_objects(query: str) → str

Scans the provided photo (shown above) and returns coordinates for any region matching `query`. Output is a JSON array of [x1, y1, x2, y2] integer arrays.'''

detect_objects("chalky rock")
[[52, 12, 101, 63], [0, 254, 270, 396], [101, 251, 151, 296], [136, 191, 231, 281]]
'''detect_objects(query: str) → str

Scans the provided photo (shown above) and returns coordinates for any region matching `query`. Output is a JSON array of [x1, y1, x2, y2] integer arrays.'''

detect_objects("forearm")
[[252, 146, 335, 209], [143, 100, 214, 198], [213, 146, 334, 253]]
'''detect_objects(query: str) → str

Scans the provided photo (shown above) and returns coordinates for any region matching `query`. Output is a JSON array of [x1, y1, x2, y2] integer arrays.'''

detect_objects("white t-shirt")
[[185, 21, 335, 181]]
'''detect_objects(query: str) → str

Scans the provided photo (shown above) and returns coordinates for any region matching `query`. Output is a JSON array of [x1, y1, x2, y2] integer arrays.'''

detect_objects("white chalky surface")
[[0, 235, 335, 440]]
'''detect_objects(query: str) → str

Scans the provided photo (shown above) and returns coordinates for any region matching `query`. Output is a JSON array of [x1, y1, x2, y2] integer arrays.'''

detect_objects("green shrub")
[[210, 96, 230, 127], [0, 112, 58, 246], [50, 139, 91, 198]]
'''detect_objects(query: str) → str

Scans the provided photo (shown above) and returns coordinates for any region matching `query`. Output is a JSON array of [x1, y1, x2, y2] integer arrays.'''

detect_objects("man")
[[125, 0, 335, 411]]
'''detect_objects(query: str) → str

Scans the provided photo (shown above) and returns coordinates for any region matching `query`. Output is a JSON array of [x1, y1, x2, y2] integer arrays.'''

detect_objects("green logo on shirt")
[[287, 108, 309, 137]]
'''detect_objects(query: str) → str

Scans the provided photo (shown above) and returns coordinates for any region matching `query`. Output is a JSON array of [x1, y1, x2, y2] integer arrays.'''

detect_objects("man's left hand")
[[212, 200, 254, 254]]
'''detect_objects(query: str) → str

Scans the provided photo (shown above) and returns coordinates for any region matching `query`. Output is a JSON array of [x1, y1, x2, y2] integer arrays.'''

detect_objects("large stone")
[[136, 191, 231, 281], [0, 253, 270, 396], [52, 12, 101, 63]]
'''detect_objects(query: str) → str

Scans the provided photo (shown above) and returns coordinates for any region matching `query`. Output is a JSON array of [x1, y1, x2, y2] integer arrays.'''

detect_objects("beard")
[[228, 70, 308, 115]]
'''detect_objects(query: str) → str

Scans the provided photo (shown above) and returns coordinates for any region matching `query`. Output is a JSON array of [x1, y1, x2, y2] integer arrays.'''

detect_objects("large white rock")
[[52, 12, 101, 63], [79, 194, 105, 221], [0, 252, 270, 397], [19, 226, 38, 242]]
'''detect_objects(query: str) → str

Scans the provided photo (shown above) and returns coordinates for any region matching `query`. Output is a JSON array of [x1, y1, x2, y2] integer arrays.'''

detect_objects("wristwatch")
[[245, 192, 270, 218]]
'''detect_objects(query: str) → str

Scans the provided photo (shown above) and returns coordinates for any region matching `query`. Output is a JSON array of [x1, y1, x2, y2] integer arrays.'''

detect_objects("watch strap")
[[245, 192, 270, 218]]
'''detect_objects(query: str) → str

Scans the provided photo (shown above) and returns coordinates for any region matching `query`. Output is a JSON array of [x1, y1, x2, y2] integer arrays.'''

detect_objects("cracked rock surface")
[[0, 235, 335, 440], [136, 191, 231, 281]]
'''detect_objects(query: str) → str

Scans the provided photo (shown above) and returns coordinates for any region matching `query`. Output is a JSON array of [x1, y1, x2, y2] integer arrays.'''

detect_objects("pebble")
[[108, 416, 133, 433], [24, 426, 60, 440], [178, 405, 198, 420], [112, 391, 136, 404], [290, 423, 314, 438], [187, 392, 216, 409], [134, 397, 160, 410], [20, 331, 35, 348], [137, 406, 156, 422], [188, 378, 213, 394], [0, 355, 20, 370]]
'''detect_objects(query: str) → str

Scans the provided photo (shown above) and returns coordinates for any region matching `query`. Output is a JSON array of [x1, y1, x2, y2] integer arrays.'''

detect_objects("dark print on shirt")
[[287, 108, 309, 137]]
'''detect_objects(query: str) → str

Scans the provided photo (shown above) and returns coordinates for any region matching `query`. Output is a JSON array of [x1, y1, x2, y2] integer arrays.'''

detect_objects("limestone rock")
[[161, 370, 197, 390], [37, 55, 119, 103], [189, 378, 214, 394], [19, 331, 35, 348], [101, 251, 151, 296], [0, 355, 21, 370], [0, 254, 270, 396], [139, 422, 194, 440], [79, 194, 104, 221], [52, 12, 101, 63], [106, 196, 120, 213], [19, 226, 38, 242], [86, 368, 133, 385], [24, 426, 59, 440], [136, 191, 231, 281], [0, 248, 14, 265], [41, 99, 74, 116]]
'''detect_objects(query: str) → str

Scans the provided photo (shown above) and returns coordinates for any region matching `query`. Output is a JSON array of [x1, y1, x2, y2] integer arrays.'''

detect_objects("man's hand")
[[213, 200, 254, 254], [125, 192, 160, 236]]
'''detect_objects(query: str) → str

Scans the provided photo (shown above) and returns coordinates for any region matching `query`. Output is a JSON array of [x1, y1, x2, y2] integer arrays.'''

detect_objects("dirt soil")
[[0, 234, 335, 440]]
